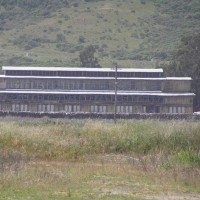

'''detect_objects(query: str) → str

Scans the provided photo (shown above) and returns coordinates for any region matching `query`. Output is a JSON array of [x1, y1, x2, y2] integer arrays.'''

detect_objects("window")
[[11, 104, 28, 112], [65, 105, 72, 112], [168, 106, 185, 114], [91, 105, 98, 112], [143, 106, 160, 113], [130, 81, 136, 90], [172, 107, 176, 113], [99, 106, 106, 113], [20, 104, 28, 112], [37, 81, 44, 89], [117, 106, 133, 113], [47, 105, 54, 112], [12, 104, 16, 112], [24, 80, 30, 89], [37, 104, 54, 112], [48, 81, 53, 89], [125, 106, 132, 113], [15, 80, 20, 89], [38, 104, 44, 112], [7, 80, 11, 88], [16, 104, 20, 111], [90, 105, 107, 113], [65, 105, 80, 113], [73, 105, 80, 112]]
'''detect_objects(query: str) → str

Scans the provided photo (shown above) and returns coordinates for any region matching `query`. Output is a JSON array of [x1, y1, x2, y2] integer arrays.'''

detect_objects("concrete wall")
[[164, 96, 192, 105], [0, 77, 6, 89], [163, 80, 191, 92]]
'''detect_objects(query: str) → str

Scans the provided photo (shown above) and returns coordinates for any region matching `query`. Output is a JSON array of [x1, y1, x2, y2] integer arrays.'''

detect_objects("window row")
[[6, 70, 162, 78], [11, 104, 28, 112], [6, 94, 164, 103], [9, 104, 133, 113], [91, 105, 107, 113], [7, 80, 111, 90], [89, 105, 133, 113], [64, 105, 80, 112], [6, 79, 162, 91], [0, 104, 189, 114], [117, 106, 133, 113], [168, 106, 186, 114]]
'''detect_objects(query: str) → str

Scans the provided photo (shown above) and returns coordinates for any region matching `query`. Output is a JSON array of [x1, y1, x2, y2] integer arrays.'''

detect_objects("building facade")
[[0, 66, 195, 114]]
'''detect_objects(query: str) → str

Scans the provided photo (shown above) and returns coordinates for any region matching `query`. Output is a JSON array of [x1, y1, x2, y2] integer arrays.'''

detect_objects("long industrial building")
[[0, 66, 195, 114]]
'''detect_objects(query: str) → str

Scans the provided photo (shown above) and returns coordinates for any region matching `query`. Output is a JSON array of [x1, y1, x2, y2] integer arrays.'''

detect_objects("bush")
[[175, 150, 200, 167], [78, 36, 85, 43], [140, 0, 146, 4], [56, 34, 66, 43]]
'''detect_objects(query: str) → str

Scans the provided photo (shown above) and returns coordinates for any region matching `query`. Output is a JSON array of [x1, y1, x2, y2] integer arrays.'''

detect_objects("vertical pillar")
[[114, 64, 118, 124]]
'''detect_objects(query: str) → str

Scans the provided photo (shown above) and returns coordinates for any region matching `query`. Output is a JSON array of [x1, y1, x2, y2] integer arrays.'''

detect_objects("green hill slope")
[[0, 0, 199, 67]]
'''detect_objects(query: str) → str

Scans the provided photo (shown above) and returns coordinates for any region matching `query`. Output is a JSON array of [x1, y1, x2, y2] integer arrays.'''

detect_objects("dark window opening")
[[146, 106, 160, 113]]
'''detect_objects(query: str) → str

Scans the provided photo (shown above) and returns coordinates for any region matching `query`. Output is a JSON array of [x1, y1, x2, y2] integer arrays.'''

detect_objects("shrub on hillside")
[[1, 0, 69, 10]]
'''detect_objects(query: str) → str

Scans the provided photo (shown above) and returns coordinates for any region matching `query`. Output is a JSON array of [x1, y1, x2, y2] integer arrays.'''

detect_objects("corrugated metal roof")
[[165, 77, 192, 80], [2, 66, 163, 73], [0, 75, 192, 81], [0, 90, 195, 96]]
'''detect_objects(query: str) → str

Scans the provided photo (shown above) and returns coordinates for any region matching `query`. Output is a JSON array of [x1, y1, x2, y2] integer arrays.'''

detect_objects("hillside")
[[0, 0, 199, 67]]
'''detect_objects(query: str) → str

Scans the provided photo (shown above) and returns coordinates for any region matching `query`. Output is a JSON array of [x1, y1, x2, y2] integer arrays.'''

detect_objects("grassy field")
[[0, 117, 200, 199]]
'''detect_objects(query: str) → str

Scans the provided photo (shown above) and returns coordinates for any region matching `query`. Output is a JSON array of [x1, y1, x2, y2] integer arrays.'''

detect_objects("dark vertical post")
[[114, 64, 118, 124]]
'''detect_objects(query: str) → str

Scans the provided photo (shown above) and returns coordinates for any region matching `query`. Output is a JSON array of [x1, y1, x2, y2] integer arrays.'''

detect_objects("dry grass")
[[0, 117, 200, 199]]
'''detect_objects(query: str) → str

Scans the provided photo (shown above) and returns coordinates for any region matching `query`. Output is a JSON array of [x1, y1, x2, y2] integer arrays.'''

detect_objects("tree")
[[79, 45, 101, 68], [164, 32, 200, 110]]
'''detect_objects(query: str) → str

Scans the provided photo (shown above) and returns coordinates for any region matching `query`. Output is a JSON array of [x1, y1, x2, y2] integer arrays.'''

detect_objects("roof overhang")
[[0, 90, 195, 96], [2, 66, 163, 73]]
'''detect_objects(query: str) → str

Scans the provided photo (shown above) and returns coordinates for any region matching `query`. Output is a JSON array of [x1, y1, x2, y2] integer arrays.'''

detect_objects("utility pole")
[[114, 63, 118, 124]]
